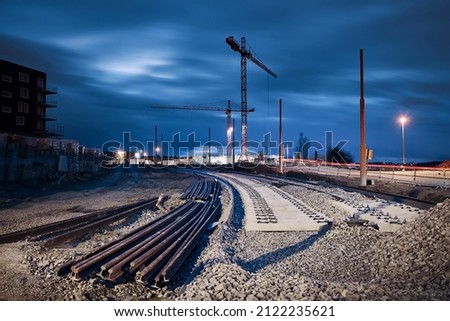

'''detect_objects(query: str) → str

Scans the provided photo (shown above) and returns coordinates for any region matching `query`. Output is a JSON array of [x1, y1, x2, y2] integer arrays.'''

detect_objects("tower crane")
[[226, 35, 277, 160], [150, 100, 255, 163]]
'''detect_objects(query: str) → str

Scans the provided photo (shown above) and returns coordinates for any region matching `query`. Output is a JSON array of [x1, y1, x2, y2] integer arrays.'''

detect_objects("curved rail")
[[0, 197, 158, 244]]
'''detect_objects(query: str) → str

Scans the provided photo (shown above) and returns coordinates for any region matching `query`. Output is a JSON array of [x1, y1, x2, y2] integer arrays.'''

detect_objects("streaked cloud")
[[0, 0, 449, 162]]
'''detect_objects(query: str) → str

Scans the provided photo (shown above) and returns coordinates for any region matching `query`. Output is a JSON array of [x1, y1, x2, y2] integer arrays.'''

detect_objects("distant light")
[[398, 116, 408, 125], [135, 152, 140, 159], [227, 127, 233, 134], [155, 147, 160, 153]]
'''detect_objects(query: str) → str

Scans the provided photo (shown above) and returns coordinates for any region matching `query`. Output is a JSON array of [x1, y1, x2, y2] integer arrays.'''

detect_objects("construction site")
[[1, 35, 449, 302]]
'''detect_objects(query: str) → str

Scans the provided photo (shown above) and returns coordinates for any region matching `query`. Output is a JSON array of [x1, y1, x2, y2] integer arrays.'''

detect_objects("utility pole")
[[232, 118, 235, 170], [359, 49, 367, 186], [279, 99, 283, 174], [154, 125, 158, 163], [208, 127, 211, 165], [226, 100, 232, 164]]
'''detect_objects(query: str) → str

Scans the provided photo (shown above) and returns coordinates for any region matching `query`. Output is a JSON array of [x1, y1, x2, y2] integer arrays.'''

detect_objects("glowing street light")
[[398, 116, 408, 165]]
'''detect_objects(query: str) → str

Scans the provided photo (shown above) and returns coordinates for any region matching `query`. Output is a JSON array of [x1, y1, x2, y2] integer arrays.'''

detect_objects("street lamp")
[[398, 116, 408, 165]]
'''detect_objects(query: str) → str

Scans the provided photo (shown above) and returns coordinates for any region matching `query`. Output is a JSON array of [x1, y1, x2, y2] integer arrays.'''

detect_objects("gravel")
[[178, 183, 449, 301], [1, 173, 448, 300]]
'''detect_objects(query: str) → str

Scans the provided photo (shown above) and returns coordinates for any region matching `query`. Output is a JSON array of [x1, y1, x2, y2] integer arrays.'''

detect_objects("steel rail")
[[57, 201, 190, 276], [0, 197, 158, 244], [59, 178, 223, 286], [43, 198, 159, 248], [69, 201, 196, 279], [101, 202, 203, 281], [154, 182, 222, 283], [156, 199, 221, 284], [135, 201, 212, 284]]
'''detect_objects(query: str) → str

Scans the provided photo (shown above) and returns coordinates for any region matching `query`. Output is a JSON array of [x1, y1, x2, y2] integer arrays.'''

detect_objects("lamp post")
[[227, 126, 233, 165], [399, 116, 408, 165], [232, 118, 235, 170], [155, 147, 160, 164]]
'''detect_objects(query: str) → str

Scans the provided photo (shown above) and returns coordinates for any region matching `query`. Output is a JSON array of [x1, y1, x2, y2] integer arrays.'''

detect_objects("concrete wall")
[[0, 133, 104, 182]]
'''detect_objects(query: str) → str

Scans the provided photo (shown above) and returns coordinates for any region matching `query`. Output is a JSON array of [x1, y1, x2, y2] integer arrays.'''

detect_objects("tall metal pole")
[[154, 125, 158, 162], [240, 37, 248, 161], [226, 100, 232, 164], [401, 122, 406, 165], [232, 118, 235, 170], [279, 98, 283, 174], [359, 49, 367, 186], [161, 133, 163, 165], [208, 127, 211, 165]]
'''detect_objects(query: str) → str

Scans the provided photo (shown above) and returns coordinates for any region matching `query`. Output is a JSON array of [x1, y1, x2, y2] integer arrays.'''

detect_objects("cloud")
[[1, 0, 449, 161]]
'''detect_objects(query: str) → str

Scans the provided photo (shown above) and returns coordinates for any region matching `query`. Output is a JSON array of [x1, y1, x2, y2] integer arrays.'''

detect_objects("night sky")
[[1, 0, 449, 163]]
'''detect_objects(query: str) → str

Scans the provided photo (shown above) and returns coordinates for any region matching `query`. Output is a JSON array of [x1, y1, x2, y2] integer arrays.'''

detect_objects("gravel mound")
[[366, 199, 450, 299]]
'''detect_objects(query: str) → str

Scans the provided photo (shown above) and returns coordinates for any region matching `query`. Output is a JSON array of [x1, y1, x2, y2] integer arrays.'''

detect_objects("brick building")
[[0, 59, 62, 137]]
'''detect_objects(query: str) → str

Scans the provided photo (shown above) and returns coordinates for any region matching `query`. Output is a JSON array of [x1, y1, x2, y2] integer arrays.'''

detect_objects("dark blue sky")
[[1, 0, 449, 162]]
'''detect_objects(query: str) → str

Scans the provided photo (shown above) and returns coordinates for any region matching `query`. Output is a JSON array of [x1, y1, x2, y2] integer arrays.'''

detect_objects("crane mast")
[[151, 101, 254, 164], [226, 36, 277, 160]]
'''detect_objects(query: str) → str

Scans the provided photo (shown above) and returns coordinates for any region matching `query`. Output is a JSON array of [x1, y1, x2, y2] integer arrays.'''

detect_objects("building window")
[[37, 77, 44, 88], [2, 75, 12, 82], [2, 91, 12, 98], [16, 116, 25, 126], [37, 120, 44, 130], [18, 101, 29, 113], [37, 92, 43, 102], [2, 106, 12, 113], [18, 72, 29, 83], [20, 87, 29, 99]]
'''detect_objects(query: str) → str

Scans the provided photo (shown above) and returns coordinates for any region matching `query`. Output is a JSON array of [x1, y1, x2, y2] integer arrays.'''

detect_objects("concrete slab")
[[220, 174, 330, 232], [332, 198, 423, 232]]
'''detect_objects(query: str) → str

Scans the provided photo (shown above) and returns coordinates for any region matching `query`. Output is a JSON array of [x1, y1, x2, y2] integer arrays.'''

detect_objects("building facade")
[[0, 59, 62, 137]]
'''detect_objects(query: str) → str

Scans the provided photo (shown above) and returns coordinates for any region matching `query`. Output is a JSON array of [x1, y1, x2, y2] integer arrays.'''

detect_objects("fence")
[[285, 159, 450, 189]]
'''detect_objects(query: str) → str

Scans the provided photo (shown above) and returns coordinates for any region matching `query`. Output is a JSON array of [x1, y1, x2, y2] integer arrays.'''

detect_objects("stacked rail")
[[58, 178, 222, 286]]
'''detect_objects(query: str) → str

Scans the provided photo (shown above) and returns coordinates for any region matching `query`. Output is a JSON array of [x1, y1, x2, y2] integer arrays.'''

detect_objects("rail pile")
[[58, 178, 222, 286]]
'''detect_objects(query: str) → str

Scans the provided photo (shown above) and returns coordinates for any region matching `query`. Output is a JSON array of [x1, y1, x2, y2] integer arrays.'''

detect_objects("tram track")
[[241, 172, 436, 210]]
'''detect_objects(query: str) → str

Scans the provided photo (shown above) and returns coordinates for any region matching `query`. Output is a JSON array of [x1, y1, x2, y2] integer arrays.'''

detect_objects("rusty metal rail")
[[181, 178, 215, 201], [58, 178, 222, 286], [0, 197, 158, 244], [43, 198, 159, 248], [58, 200, 197, 279]]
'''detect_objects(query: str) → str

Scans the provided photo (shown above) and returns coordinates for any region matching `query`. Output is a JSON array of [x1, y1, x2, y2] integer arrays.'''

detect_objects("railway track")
[[272, 174, 435, 209], [57, 178, 222, 287], [217, 172, 431, 231]]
